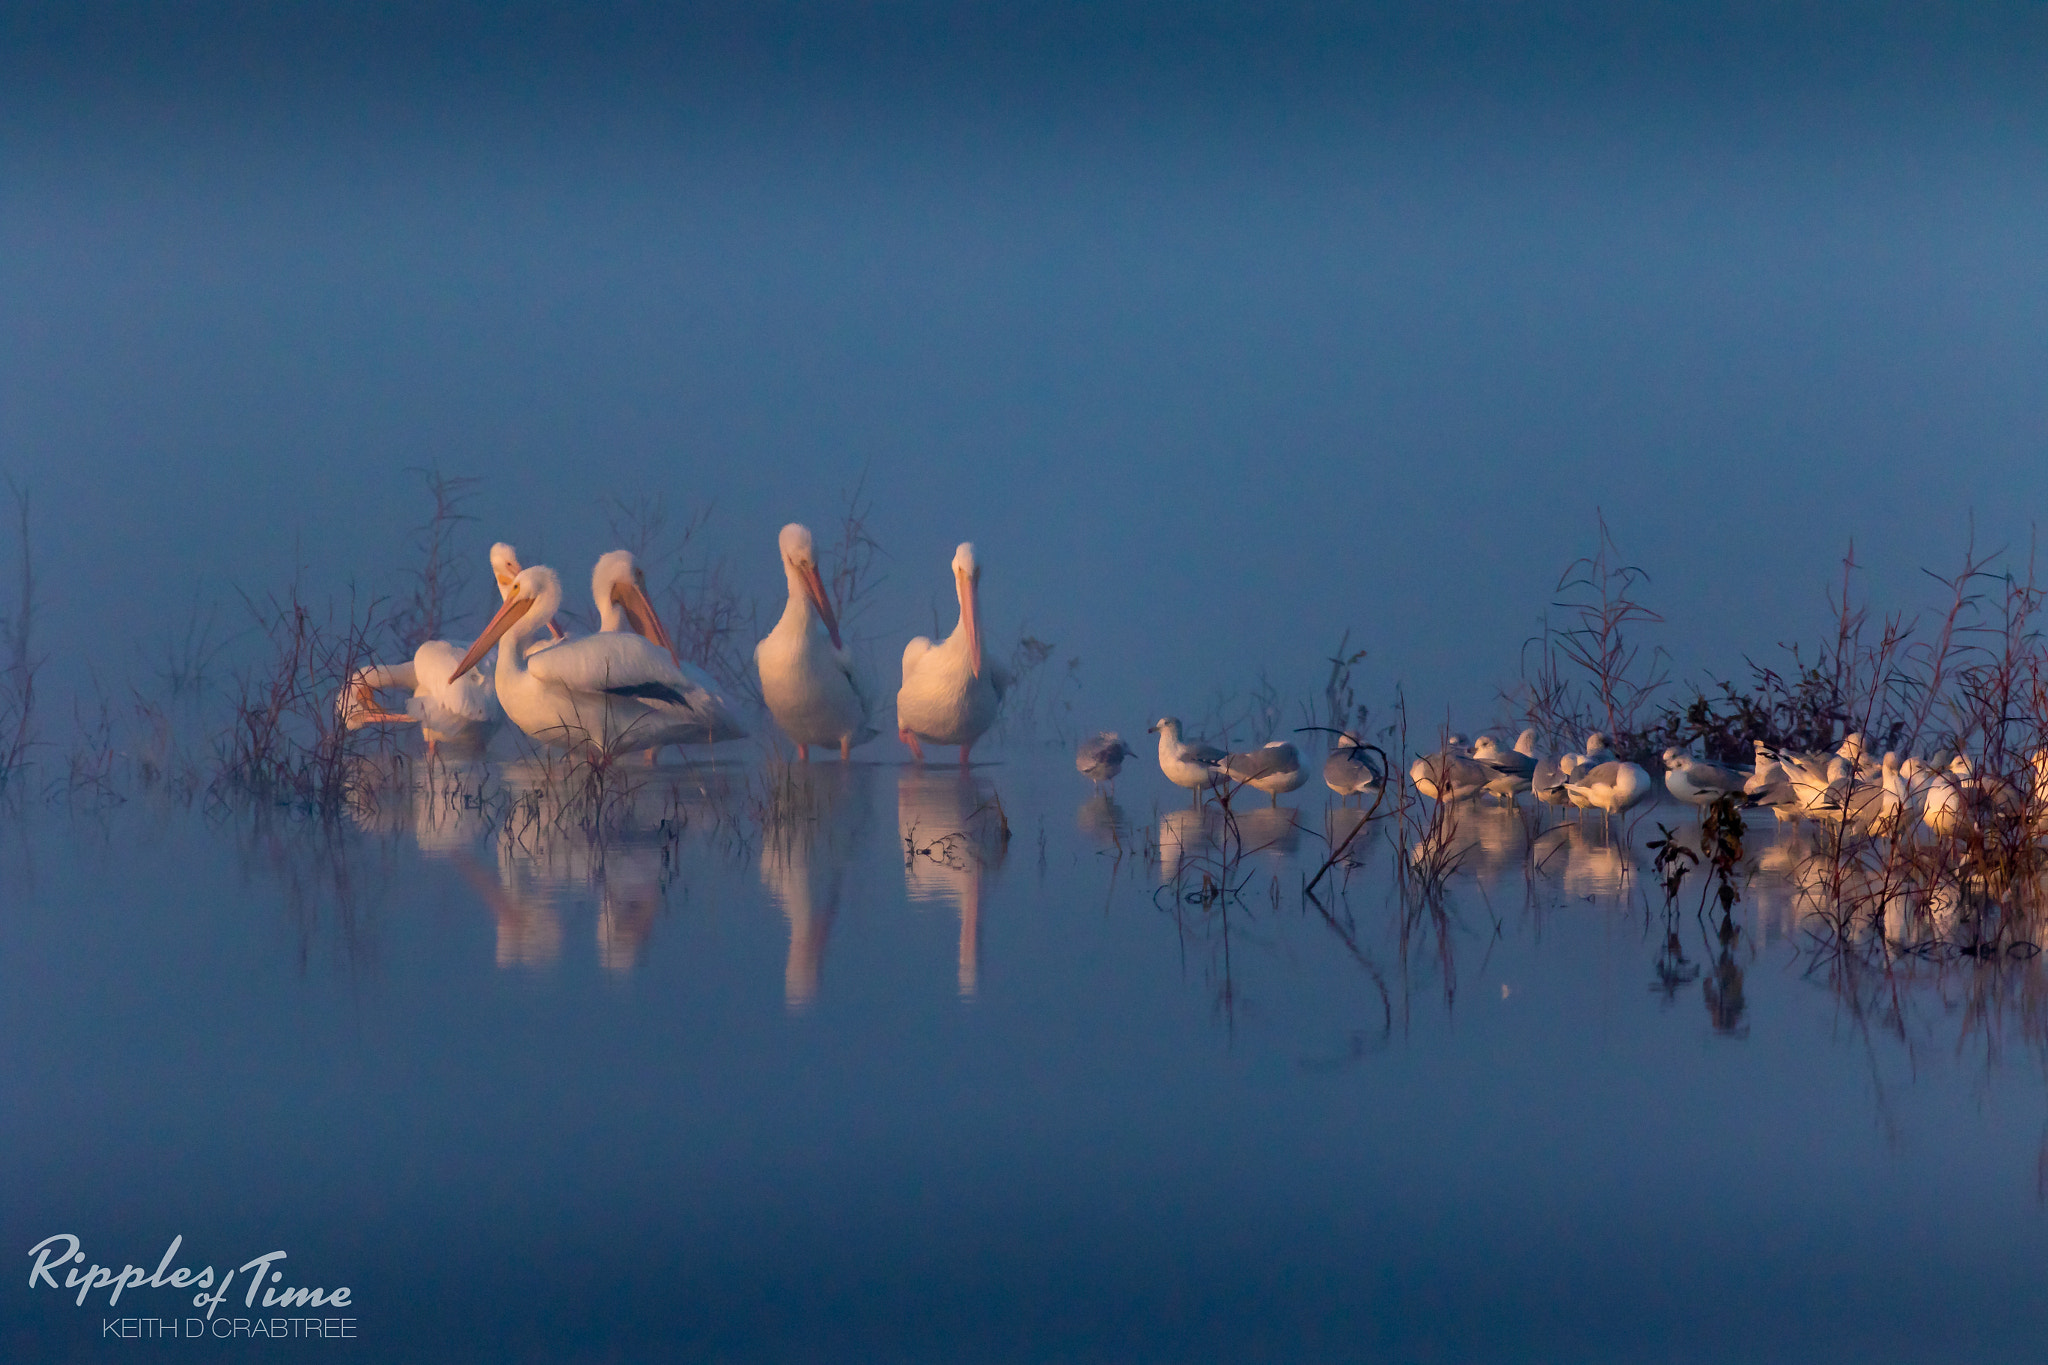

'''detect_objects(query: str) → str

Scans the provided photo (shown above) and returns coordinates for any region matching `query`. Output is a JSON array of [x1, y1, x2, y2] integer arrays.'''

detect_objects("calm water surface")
[[6, 759, 2048, 1362]]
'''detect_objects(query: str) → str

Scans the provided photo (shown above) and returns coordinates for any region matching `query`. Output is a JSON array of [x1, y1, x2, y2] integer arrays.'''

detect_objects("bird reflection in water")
[[1236, 807, 1302, 861], [1704, 910, 1748, 1037], [1075, 792, 1131, 852], [898, 767, 1009, 1000], [1556, 822, 1635, 899], [451, 760, 677, 973], [1650, 924, 1701, 1004], [452, 849, 565, 970], [760, 763, 874, 1010]]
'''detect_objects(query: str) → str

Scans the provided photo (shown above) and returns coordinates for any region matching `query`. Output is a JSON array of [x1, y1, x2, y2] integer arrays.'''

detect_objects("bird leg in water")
[[840, 736, 851, 762], [797, 744, 809, 763], [958, 743, 973, 770], [899, 728, 926, 763]]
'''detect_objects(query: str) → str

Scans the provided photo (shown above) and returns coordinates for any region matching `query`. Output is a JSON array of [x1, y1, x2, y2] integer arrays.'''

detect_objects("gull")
[[1661, 748, 1749, 813], [1075, 732, 1137, 789], [1533, 751, 1582, 811], [1322, 732, 1386, 805], [1149, 717, 1225, 807], [1411, 742, 1492, 803], [1220, 741, 1308, 807], [1470, 735, 1536, 802], [1563, 760, 1654, 829]]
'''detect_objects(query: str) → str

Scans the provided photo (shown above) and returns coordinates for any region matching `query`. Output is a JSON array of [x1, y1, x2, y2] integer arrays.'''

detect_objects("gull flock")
[[340, 528, 2044, 844]]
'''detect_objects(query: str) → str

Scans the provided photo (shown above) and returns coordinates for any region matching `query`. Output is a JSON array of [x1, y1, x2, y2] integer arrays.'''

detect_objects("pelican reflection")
[[898, 767, 1008, 1000], [760, 763, 875, 1010]]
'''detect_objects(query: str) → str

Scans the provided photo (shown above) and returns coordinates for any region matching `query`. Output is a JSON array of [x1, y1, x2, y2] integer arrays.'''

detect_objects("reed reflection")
[[759, 763, 876, 1011], [898, 767, 1009, 1000]]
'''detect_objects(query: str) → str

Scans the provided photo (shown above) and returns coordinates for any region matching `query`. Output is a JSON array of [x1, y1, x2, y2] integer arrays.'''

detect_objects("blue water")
[[6, 762, 2045, 1361]]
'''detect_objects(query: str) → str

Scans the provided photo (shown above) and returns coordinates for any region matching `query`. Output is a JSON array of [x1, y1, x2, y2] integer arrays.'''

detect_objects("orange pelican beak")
[[614, 574, 678, 664], [797, 558, 842, 651], [956, 565, 981, 678], [451, 591, 534, 681]]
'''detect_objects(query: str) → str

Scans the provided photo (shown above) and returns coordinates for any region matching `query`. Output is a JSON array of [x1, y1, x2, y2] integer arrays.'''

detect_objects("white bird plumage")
[[897, 542, 1010, 767], [1076, 732, 1137, 788], [451, 564, 746, 754], [1149, 716, 1225, 806], [756, 523, 876, 761], [1221, 740, 1307, 807]]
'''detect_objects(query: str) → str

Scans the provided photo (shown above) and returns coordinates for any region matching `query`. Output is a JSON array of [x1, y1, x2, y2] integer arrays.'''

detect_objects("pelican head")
[[490, 543, 523, 600], [952, 542, 982, 678], [452, 564, 563, 681], [778, 522, 842, 650], [592, 550, 676, 660]]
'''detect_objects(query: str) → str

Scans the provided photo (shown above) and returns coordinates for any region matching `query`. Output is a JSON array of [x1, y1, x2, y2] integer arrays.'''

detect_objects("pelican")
[[1075, 732, 1137, 788], [450, 564, 747, 754], [755, 523, 876, 762], [1221, 740, 1307, 807], [337, 545, 517, 756], [897, 542, 1009, 766], [586, 550, 746, 757], [1149, 717, 1224, 806], [490, 543, 566, 653], [339, 639, 503, 757]]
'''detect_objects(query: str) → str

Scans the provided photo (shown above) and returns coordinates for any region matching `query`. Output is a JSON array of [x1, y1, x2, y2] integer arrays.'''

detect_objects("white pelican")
[[450, 564, 747, 754], [1221, 740, 1307, 807], [1149, 717, 1224, 806], [490, 543, 566, 653], [1075, 732, 1137, 788], [754, 524, 877, 762], [338, 544, 521, 756], [339, 640, 503, 757], [593, 550, 747, 750], [897, 542, 1009, 766]]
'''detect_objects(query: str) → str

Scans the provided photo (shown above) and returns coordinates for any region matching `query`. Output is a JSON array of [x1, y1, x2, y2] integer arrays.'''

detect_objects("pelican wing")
[[900, 635, 935, 685], [413, 641, 498, 724], [529, 631, 678, 694]]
